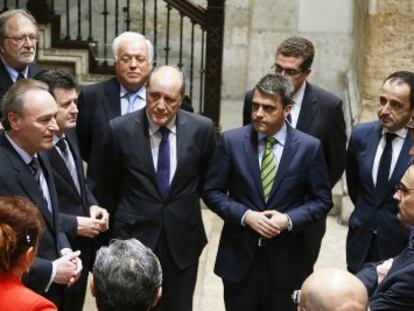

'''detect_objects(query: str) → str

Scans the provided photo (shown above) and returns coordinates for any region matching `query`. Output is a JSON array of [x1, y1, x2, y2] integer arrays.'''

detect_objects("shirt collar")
[[53, 134, 66, 145], [4, 132, 36, 164], [120, 84, 146, 101], [147, 112, 177, 137], [257, 122, 288, 146], [1, 57, 29, 82], [292, 81, 306, 105], [382, 127, 408, 139]]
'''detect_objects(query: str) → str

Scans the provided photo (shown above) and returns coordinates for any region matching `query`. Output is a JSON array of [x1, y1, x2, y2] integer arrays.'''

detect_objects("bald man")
[[298, 268, 368, 311], [95, 65, 216, 311]]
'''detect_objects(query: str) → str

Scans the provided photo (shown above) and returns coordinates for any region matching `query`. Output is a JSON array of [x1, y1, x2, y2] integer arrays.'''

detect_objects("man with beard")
[[346, 71, 414, 273]]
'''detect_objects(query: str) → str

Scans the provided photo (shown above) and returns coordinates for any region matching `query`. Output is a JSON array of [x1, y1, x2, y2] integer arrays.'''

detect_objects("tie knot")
[[265, 137, 277, 148], [17, 71, 25, 80], [56, 138, 67, 152], [385, 132, 397, 144], [28, 157, 39, 176], [159, 127, 170, 138]]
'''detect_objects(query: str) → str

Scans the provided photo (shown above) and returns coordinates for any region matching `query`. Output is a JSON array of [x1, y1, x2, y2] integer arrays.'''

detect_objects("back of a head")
[[93, 239, 162, 311], [299, 268, 368, 311], [0, 196, 43, 274]]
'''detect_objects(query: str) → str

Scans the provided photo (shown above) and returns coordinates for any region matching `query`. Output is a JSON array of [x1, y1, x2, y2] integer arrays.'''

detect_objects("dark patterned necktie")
[[17, 71, 25, 80], [156, 127, 170, 198], [376, 132, 397, 193]]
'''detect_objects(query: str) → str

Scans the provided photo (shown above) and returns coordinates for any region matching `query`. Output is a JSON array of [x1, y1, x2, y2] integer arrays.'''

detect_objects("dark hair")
[[34, 69, 77, 93], [0, 9, 37, 44], [93, 239, 162, 311], [1, 79, 49, 131], [0, 196, 43, 272], [384, 71, 414, 108], [254, 73, 294, 107], [276, 37, 315, 71]]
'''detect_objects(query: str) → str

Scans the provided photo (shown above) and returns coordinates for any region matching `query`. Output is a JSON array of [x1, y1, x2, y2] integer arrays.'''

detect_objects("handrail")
[[164, 0, 207, 28]]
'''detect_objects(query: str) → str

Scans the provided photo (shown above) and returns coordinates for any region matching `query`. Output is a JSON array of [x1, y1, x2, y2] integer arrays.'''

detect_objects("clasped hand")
[[244, 210, 289, 238]]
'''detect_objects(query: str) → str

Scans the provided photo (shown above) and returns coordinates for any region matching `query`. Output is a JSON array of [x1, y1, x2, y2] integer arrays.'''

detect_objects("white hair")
[[112, 31, 154, 66]]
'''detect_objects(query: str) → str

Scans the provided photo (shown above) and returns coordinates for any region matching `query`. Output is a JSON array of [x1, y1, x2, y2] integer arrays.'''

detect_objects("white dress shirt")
[[289, 81, 306, 128], [372, 127, 408, 185]]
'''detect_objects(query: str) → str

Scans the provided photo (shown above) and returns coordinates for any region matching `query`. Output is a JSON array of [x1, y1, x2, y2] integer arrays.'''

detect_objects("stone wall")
[[357, 0, 414, 122], [221, 0, 355, 104]]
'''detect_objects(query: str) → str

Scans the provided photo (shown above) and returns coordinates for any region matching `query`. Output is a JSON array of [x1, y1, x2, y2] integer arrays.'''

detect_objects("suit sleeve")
[[285, 142, 333, 228], [199, 119, 217, 186], [76, 89, 92, 162], [325, 100, 347, 187], [58, 213, 78, 239], [202, 134, 250, 226], [356, 262, 379, 296], [346, 130, 359, 205], [23, 257, 53, 292]]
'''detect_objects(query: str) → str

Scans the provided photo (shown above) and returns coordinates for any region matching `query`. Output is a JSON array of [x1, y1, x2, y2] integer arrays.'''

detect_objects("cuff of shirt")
[[286, 214, 293, 231], [241, 210, 251, 226], [45, 261, 57, 292]]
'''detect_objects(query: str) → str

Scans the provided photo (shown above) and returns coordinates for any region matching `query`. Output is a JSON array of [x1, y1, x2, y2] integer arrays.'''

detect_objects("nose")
[[71, 102, 79, 114], [49, 117, 59, 132], [393, 190, 401, 202]]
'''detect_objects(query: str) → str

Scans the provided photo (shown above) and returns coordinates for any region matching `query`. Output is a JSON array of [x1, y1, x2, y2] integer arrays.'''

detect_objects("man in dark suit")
[[95, 65, 216, 311], [346, 71, 414, 274], [76, 31, 193, 193], [243, 37, 346, 267], [357, 164, 414, 311], [0, 10, 42, 108], [35, 69, 110, 311], [203, 73, 332, 311], [0, 79, 82, 309]]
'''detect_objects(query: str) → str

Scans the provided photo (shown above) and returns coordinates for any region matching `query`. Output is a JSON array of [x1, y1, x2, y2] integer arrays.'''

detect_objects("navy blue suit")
[[0, 132, 70, 309], [357, 243, 414, 310], [346, 121, 410, 273], [202, 124, 332, 310]]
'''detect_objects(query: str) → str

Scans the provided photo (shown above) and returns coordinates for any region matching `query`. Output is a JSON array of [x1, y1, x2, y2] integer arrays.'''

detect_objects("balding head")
[[299, 268, 368, 311]]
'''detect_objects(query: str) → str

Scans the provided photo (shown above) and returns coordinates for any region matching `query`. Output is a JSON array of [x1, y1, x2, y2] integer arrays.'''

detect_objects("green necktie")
[[261, 137, 277, 202]]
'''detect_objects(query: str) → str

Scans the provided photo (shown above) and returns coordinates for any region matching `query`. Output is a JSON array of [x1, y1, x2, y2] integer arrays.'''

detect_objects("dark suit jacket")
[[76, 77, 194, 193], [46, 130, 97, 271], [202, 124, 332, 289], [0, 131, 70, 308], [357, 245, 414, 311], [243, 82, 346, 187], [0, 59, 42, 106], [95, 109, 216, 269], [346, 121, 410, 273]]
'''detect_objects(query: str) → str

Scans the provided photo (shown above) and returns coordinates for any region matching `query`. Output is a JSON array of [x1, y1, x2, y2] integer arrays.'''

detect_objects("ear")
[[284, 104, 292, 115], [21, 246, 35, 269], [90, 276, 97, 297], [303, 68, 312, 79], [8, 112, 22, 130], [150, 287, 162, 308]]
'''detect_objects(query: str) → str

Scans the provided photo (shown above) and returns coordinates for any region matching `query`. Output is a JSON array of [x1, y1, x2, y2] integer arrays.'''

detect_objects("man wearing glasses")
[[356, 164, 414, 310], [243, 36, 346, 270], [0, 9, 42, 110], [346, 71, 414, 274]]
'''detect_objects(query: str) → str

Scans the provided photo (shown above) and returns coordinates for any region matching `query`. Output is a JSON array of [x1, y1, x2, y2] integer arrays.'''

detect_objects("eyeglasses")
[[395, 183, 414, 195], [271, 63, 305, 77], [4, 34, 38, 44]]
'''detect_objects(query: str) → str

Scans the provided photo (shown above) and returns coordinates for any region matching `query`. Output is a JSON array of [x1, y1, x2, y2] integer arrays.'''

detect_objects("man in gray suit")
[[96, 65, 216, 311]]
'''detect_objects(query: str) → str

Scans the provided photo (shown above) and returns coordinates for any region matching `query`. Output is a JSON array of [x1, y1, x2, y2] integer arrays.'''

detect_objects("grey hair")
[[93, 239, 162, 311], [1, 79, 49, 131], [112, 31, 154, 66], [0, 9, 37, 44], [255, 73, 294, 107]]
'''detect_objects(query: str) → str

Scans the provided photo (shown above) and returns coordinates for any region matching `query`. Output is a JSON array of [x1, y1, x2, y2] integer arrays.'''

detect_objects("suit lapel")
[[364, 122, 382, 190], [0, 134, 56, 230], [102, 78, 122, 120], [243, 126, 264, 205], [296, 83, 317, 132], [389, 133, 411, 186], [268, 124, 297, 202], [0, 59, 13, 96]]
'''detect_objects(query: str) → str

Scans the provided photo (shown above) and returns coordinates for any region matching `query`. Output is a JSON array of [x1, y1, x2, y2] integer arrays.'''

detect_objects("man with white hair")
[[297, 268, 368, 311]]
